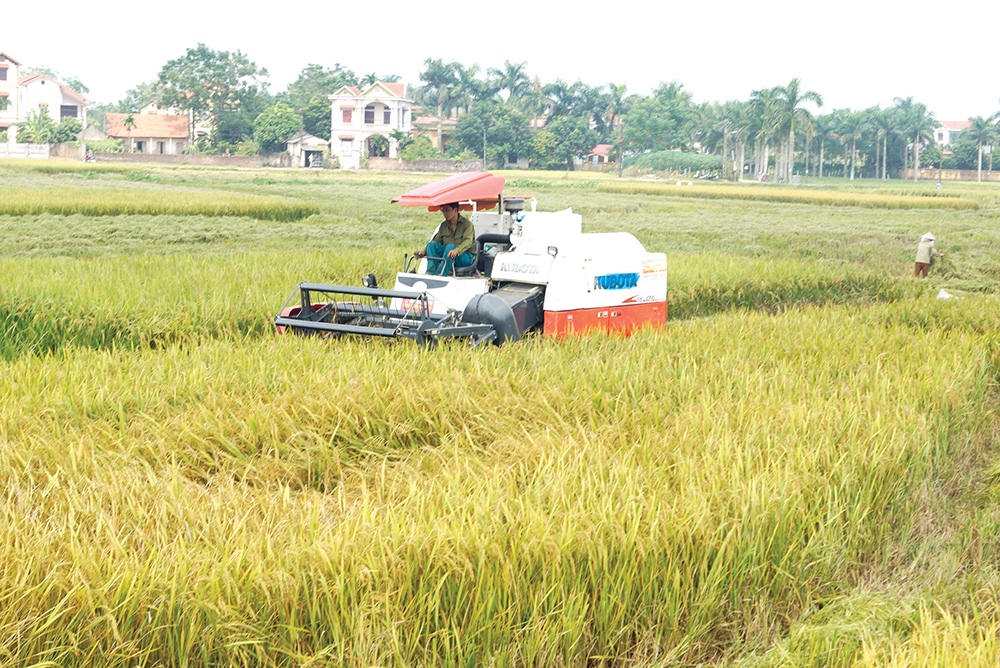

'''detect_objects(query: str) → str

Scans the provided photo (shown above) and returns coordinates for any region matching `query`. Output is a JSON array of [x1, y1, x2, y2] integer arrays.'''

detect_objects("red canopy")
[[391, 172, 505, 211]]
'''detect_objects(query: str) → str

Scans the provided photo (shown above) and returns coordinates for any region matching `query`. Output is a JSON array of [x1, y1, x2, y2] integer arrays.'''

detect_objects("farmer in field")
[[914, 232, 944, 278], [414, 202, 475, 275]]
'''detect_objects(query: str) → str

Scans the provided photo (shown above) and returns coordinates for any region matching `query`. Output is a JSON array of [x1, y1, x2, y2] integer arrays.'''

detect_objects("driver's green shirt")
[[431, 214, 475, 255]]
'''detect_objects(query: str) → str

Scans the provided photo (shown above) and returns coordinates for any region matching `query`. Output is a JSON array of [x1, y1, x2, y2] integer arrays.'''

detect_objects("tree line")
[[12, 45, 1000, 179]]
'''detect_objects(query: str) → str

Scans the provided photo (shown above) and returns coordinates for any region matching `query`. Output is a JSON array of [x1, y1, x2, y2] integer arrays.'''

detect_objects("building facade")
[[329, 81, 412, 169], [0, 53, 20, 142], [19, 72, 88, 128]]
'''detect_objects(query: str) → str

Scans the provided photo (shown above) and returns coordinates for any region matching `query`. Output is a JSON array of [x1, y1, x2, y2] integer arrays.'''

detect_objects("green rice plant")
[[0, 186, 320, 220], [598, 182, 981, 210], [0, 158, 137, 175]]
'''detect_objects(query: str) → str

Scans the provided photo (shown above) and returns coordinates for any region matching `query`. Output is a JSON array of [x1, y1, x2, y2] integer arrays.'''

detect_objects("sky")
[[2, 0, 997, 121]]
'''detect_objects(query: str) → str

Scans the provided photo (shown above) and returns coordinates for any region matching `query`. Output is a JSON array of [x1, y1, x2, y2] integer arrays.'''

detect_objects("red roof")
[[18, 72, 88, 105], [105, 112, 189, 139], [392, 172, 505, 211], [0, 53, 22, 66], [382, 82, 406, 97], [591, 144, 612, 155], [938, 120, 971, 131]]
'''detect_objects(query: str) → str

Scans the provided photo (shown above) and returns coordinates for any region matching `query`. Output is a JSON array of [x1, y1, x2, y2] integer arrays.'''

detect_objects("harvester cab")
[[274, 172, 667, 346]]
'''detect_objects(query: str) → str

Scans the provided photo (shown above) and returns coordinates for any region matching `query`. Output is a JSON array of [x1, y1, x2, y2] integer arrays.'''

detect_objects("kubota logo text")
[[594, 272, 639, 290], [499, 263, 540, 275]]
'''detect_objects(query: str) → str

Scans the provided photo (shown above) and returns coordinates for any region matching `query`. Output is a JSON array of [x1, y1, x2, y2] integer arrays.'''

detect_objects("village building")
[[934, 120, 970, 149], [0, 53, 20, 141], [328, 81, 412, 169], [284, 129, 329, 168], [19, 71, 88, 127], [104, 112, 189, 155]]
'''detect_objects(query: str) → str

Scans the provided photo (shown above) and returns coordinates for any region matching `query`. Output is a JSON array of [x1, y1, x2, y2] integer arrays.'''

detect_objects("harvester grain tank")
[[275, 172, 667, 345]]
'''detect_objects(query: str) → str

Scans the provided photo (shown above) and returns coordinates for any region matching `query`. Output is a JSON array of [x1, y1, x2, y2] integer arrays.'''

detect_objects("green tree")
[[301, 97, 331, 141], [157, 43, 270, 148], [51, 116, 82, 143], [284, 63, 357, 110], [532, 115, 598, 170], [253, 103, 300, 152], [454, 101, 532, 164], [623, 96, 687, 154]]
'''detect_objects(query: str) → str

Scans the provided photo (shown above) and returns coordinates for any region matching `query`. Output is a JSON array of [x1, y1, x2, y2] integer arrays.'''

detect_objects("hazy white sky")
[[2, 0, 996, 120]]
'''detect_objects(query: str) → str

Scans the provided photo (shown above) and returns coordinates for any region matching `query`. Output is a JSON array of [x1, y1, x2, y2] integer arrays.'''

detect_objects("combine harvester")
[[275, 172, 667, 346]]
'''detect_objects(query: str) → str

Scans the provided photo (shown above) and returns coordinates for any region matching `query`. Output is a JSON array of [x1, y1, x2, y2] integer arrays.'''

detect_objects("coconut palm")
[[451, 63, 486, 116]]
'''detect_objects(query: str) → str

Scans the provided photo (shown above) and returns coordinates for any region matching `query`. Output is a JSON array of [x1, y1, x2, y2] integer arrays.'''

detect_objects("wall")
[[904, 168, 1000, 182], [0, 143, 49, 159], [94, 152, 263, 167], [367, 157, 484, 172]]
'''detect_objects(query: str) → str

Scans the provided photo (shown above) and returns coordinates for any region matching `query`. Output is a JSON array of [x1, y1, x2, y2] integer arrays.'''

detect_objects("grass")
[[0, 165, 998, 665]]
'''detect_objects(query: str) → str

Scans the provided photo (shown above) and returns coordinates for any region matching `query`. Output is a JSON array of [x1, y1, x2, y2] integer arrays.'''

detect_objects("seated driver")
[[414, 202, 475, 275]]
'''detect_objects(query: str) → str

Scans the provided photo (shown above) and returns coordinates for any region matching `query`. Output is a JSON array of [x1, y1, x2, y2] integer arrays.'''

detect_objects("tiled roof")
[[18, 72, 88, 104], [591, 144, 612, 155], [104, 112, 189, 139], [937, 120, 971, 131], [382, 82, 406, 97], [0, 53, 22, 66]]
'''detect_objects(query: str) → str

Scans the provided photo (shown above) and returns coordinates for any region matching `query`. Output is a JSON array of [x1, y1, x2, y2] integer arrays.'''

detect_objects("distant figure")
[[935, 182, 943, 190], [914, 232, 944, 278]]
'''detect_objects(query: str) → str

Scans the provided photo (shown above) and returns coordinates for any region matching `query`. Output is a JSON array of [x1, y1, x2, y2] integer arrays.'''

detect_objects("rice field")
[[1, 164, 998, 666]]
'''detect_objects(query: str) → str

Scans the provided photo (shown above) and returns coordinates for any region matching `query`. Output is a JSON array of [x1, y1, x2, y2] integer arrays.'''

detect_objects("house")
[[19, 72, 88, 128], [934, 120, 970, 148], [587, 144, 615, 165], [104, 112, 189, 154], [284, 129, 328, 168], [139, 99, 211, 141], [0, 53, 20, 142], [328, 81, 412, 169]]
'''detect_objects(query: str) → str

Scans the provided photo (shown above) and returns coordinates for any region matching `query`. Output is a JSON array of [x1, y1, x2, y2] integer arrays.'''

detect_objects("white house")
[[934, 120, 970, 148], [329, 81, 412, 169], [18, 71, 87, 129], [0, 53, 21, 142]]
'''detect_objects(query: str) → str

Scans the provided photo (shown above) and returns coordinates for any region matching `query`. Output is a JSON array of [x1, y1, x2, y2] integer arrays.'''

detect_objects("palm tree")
[[452, 62, 485, 116], [895, 97, 935, 182], [771, 78, 823, 183], [964, 116, 994, 182], [418, 58, 459, 152], [543, 79, 582, 118], [123, 113, 136, 153], [749, 87, 779, 180], [834, 110, 865, 180], [488, 60, 531, 107]]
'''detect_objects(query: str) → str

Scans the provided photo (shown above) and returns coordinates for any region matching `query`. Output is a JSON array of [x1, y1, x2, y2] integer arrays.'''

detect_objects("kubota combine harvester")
[[275, 172, 667, 345]]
